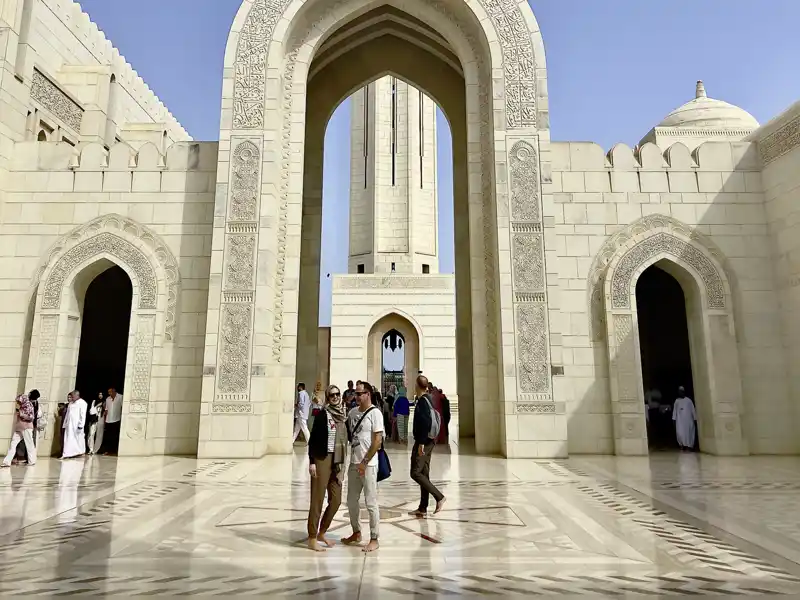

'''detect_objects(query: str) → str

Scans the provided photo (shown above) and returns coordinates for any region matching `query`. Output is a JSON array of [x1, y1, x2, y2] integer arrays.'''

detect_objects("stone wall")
[[552, 140, 793, 454], [0, 140, 217, 455]]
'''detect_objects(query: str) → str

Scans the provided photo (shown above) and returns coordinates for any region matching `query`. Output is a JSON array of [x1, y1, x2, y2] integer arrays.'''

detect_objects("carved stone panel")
[[512, 234, 544, 291], [130, 315, 156, 406], [43, 233, 158, 310], [759, 114, 800, 164], [610, 233, 725, 310], [33, 314, 58, 402], [229, 141, 261, 221], [217, 303, 253, 397], [212, 403, 254, 414], [510, 140, 540, 222], [515, 303, 549, 393], [224, 235, 256, 291], [612, 314, 638, 404], [336, 277, 451, 290], [31, 69, 84, 132]]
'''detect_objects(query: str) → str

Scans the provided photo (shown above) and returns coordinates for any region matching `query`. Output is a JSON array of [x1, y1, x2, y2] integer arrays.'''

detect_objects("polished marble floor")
[[2, 440, 800, 598]]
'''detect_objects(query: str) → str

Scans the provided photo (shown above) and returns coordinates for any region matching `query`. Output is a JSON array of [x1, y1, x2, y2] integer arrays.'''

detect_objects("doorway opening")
[[381, 329, 406, 397], [75, 265, 132, 407], [636, 264, 697, 452]]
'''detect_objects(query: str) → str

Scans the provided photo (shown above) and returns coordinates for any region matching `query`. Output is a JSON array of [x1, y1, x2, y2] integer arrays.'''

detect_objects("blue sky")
[[79, 0, 800, 326]]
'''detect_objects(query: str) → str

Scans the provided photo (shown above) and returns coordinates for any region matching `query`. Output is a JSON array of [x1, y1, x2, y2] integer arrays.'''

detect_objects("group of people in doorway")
[[2, 387, 124, 467], [645, 385, 697, 451], [298, 374, 448, 553]]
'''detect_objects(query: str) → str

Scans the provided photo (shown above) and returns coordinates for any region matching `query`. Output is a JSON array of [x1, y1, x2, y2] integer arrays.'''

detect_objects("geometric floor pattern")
[[2, 444, 800, 598]]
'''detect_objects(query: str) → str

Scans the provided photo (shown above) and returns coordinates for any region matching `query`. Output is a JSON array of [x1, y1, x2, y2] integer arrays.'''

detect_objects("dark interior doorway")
[[636, 264, 696, 451], [75, 266, 133, 400]]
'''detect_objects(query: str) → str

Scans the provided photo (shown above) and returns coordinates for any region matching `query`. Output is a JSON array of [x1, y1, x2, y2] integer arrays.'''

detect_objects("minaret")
[[348, 76, 438, 275]]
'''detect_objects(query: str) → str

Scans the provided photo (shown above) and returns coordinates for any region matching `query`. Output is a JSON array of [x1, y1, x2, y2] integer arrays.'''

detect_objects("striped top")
[[327, 416, 336, 453]]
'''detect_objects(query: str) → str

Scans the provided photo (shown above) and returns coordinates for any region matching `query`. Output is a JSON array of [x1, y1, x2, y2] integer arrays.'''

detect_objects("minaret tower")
[[348, 76, 438, 275]]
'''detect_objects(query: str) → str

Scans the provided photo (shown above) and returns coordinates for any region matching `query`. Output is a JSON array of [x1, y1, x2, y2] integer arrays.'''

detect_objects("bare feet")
[[408, 509, 427, 519], [307, 537, 327, 552], [317, 534, 335, 548], [363, 539, 379, 553], [341, 532, 362, 546], [434, 497, 446, 514]]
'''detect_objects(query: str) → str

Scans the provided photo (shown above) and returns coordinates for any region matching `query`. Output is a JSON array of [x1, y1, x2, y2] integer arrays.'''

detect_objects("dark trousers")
[[410, 441, 443, 512], [103, 421, 121, 454]]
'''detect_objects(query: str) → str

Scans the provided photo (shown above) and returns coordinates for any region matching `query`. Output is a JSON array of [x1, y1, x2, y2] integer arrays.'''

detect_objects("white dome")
[[657, 81, 759, 130]]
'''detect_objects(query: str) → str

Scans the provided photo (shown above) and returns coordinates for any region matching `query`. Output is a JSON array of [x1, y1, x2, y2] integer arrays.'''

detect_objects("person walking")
[[61, 390, 87, 459], [101, 388, 123, 455], [292, 383, 312, 444], [342, 380, 384, 553], [409, 375, 446, 518], [393, 391, 410, 444], [14, 389, 42, 465], [306, 384, 348, 552], [673, 386, 697, 452], [2, 393, 38, 467], [88, 392, 106, 455]]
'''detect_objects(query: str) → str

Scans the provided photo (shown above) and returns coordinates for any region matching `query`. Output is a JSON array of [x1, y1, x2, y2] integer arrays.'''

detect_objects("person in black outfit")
[[408, 374, 446, 518]]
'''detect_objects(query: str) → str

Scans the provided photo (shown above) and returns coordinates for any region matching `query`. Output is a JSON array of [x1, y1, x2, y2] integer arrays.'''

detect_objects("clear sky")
[[79, 0, 800, 326]]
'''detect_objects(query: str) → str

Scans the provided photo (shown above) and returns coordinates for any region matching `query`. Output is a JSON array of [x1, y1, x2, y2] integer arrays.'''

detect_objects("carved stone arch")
[[33, 214, 181, 341], [587, 215, 736, 343], [365, 311, 423, 392], [599, 219, 747, 457]]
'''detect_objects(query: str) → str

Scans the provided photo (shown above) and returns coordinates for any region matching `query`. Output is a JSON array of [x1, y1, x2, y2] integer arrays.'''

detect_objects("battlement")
[[11, 140, 219, 172], [551, 140, 762, 174], [42, 0, 190, 141]]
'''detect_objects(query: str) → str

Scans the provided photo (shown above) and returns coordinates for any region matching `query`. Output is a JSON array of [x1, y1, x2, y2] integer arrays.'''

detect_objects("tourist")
[[438, 388, 451, 445], [292, 382, 311, 444], [88, 392, 106, 455], [102, 388, 123, 455], [673, 386, 697, 452], [408, 374, 445, 517], [2, 393, 38, 467], [14, 389, 42, 465], [306, 384, 348, 552], [342, 380, 384, 553], [309, 381, 324, 432], [385, 384, 397, 440], [428, 384, 449, 445], [61, 390, 87, 459], [343, 381, 356, 410], [393, 390, 410, 444]]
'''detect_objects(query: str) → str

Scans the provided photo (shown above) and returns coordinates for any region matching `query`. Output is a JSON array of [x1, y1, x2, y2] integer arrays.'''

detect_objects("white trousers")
[[347, 464, 379, 540], [2, 429, 36, 466], [292, 417, 310, 444], [89, 419, 105, 454]]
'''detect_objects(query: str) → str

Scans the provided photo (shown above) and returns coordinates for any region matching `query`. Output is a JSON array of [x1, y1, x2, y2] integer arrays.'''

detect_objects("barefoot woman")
[[306, 384, 348, 551]]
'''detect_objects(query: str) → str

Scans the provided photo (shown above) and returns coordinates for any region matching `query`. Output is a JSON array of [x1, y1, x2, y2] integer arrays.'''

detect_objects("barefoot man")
[[342, 380, 384, 553]]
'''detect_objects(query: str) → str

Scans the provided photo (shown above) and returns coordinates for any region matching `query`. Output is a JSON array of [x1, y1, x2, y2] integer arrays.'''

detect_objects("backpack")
[[17, 395, 34, 423], [423, 395, 441, 440]]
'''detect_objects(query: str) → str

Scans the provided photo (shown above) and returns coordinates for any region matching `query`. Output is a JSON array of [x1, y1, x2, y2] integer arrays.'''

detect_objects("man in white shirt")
[[342, 380, 384, 553], [293, 383, 311, 444], [102, 388, 123, 455]]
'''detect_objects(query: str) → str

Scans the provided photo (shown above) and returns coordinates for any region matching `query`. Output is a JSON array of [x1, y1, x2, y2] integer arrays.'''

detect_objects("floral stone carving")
[[130, 315, 156, 404], [229, 141, 260, 221], [510, 141, 540, 222], [31, 69, 84, 132], [42, 232, 157, 310], [224, 235, 256, 291], [218, 303, 253, 394], [515, 303, 549, 393], [512, 234, 544, 291]]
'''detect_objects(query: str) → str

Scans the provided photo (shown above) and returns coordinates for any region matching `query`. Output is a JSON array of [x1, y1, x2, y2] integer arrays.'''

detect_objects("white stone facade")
[[0, 0, 799, 459]]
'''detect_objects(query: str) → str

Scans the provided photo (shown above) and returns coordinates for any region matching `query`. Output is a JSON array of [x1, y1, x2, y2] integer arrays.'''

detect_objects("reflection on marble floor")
[[2, 447, 800, 597]]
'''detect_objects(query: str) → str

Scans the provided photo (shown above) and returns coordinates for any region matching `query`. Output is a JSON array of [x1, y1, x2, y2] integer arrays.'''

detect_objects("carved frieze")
[[33, 314, 58, 402], [31, 69, 84, 132], [610, 233, 725, 310], [759, 114, 800, 165], [224, 235, 256, 291], [517, 403, 556, 414], [512, 234, 544, 291], [336, 277, 451, 290], [515, 303, 549, 393], [42, 232, 158, 310], [510, 140, 540, 222], [212, 403, 253, 414], [217, 303, 253, 395], [612, 314, 638, 402], [130, 315, 156, 405], [128, 402, 149, 414], [229, 141, 261, 222]]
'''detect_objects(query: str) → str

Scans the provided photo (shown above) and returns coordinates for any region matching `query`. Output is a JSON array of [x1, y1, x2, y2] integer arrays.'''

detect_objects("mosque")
[[1, 0, 799, 459]]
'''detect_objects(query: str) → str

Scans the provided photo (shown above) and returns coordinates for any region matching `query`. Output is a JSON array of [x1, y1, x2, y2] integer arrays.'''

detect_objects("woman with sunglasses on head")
[[306, 384, 349, 552]]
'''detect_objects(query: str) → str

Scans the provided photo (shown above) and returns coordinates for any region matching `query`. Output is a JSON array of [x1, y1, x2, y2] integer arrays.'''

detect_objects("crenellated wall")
[[551, 140, 795, 455], [0, 140, 217, 454]]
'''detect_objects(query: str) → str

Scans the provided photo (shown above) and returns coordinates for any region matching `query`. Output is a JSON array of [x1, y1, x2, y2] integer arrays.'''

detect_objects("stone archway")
[[602, 226, 747, 456], [366, 312, 422, 393], [201, 0, 562, 458], [28, 215, 178, 453]]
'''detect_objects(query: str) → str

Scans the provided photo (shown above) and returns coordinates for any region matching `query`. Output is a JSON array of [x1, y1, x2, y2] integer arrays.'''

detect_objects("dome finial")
[[696, 80, 707, 99]]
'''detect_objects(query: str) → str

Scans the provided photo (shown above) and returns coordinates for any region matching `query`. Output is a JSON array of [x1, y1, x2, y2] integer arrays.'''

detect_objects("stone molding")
[[588, 214, 732, 342], [31, 68, 84, 132], [33, 214, 181, 341], [758, 114, 800, 165], [516, 402, 557, 414], [335, 276, 453, 290], [212, 402, 254, 414]]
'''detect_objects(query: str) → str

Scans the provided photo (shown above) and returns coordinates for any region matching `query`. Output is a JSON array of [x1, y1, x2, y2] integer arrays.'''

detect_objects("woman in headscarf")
[[386, 384, 398, 442], [306, 383, 348, 552]]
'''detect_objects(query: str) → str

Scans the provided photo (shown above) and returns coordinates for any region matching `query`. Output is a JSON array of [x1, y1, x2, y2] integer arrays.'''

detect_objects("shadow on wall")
[[566, 140, 788, 456]]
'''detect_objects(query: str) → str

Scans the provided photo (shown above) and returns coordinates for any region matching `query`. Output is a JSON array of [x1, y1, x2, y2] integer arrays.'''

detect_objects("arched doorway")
[[636, 264, 696, 451], [367, 313, 420, 396], [202, 0, 559, 459]]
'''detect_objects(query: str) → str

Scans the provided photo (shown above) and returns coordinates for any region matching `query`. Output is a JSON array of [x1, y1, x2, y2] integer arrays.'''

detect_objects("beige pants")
[[3, 429, 36, 466], [307, 454, 343, 538]]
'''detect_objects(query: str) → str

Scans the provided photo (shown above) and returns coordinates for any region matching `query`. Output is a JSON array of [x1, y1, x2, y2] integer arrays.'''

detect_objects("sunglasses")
[[327, 391, 341, 398]]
